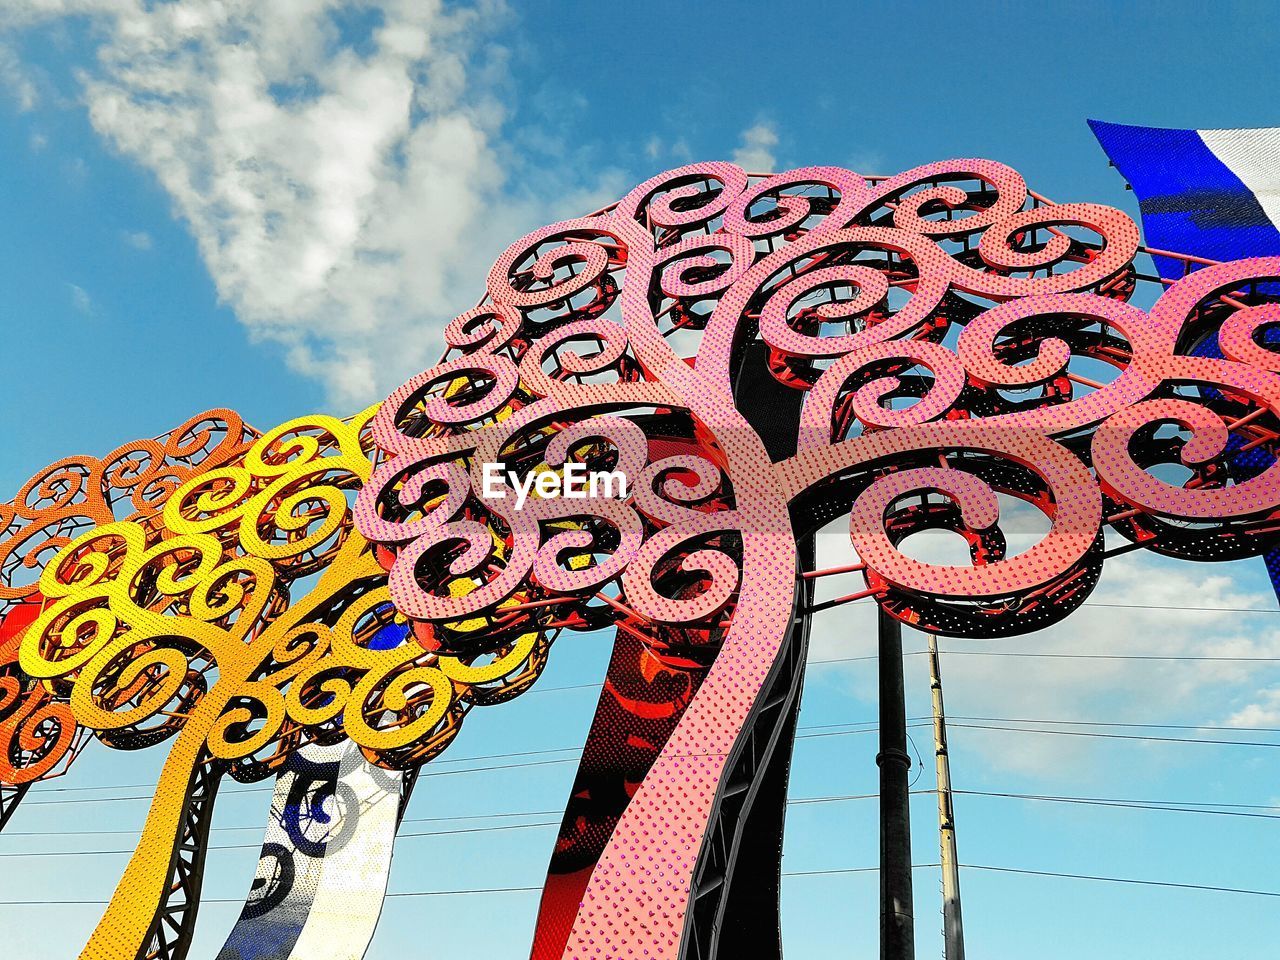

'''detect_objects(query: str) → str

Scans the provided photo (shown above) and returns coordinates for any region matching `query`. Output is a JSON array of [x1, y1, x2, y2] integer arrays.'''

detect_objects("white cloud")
[[732, 121, 779, 172], [61, 155, 86, 185], [120, 229, 152, 250], [643, 135, 692, 165], [1227, 687, 1280, 728], [0, 40, 37, 111], [1, 1, 621, 408], [847, 149, 886, 177], [68, 282, 91, 313]]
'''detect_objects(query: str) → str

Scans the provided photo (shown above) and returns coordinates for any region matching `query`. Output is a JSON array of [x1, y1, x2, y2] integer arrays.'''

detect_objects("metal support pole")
[[877, 609, 914, 960], [928, 633, 965, 960]]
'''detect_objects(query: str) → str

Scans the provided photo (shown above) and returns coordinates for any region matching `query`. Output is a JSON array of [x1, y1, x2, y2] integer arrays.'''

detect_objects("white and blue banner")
[[217, 742, 404, 960], [1089, 120, 1280, 279]]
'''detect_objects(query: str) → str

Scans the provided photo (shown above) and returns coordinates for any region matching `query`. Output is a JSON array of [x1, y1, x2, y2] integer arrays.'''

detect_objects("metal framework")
[[143, 756, 222, 960], [0, 782, 28, 833], [3, 157, 1280, 960]]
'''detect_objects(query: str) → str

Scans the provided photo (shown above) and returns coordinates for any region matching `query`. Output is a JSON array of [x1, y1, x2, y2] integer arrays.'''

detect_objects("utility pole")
[[877, 609, 914, 960], [928, 633, 965, 960]]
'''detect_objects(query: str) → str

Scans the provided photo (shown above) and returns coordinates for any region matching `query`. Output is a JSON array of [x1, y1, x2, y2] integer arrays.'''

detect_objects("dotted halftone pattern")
[[4, 158, 1280, 960], [355, 161, 1280, 958]]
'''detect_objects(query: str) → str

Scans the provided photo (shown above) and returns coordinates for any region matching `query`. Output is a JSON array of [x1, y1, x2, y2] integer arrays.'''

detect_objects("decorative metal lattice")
[[4, 158, 1280, 960]]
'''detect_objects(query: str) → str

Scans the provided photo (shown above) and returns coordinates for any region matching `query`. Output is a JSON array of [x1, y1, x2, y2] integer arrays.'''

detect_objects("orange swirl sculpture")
[[4, 158, 1280, 960]]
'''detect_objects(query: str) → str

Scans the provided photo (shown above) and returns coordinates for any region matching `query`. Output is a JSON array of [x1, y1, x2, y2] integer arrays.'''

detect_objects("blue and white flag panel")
[[1089, 120, 1280, 279], [217, 742, 403, 960]]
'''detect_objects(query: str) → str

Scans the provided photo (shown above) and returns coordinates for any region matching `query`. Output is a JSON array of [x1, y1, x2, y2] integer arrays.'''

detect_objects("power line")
[[794, 722, 932, 742], [812, 649, 1280, 666], [526, 680, 603, 695], [955, 789, 1280, 821], [2, 807, 571, 836], [811, 649, 1280, 665], [784, 864, 940, 878], [951, 715, 1280, 734], [933, 650, 1280, 663], [0, 885, 549, 906], [19, 755, 583, 806], [17, 720, 894, 808], [4, 860, 1277, 906], [30, 744, 588, 797], [14, 646, 1280, 800], [30, 708, 1280, 804], [6, 791, 914, 841], [1081, 601, 1280, 615], [807, 596, 1280, 616], [21, 783, 1279, 860], [0, 818, 564, 858], [960, 863, 1280, 899], [15, 783, 1274, 842], [19, 708, 1280, 810], [947, 721, 1280, 748]]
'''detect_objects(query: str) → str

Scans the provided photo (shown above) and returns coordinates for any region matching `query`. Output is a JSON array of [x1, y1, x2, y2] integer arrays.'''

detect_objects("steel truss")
[[684, 549, 812, 960], [141, 757, 222, 960], [681, 341, 816, 960]]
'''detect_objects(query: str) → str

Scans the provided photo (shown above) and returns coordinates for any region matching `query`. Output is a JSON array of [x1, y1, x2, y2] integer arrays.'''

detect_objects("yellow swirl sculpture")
[[18, 408, 548, 959]]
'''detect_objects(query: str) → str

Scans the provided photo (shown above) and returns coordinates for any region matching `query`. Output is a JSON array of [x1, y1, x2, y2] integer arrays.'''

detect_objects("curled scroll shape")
[[381, 415, 650, 624], [1, 520, 78, 604], [617, 453, 740, 626], [444, 304, 523, 356], [955, 292, 1160, 435], [620, 513, 742, 625], [383, 497, 531, 625], [21, 522, 274, 733], [470, 402, 652, 491], [102, 409, 250, 516], [1146, 256, 1280, 357], [370, 354, 520, 457], [758, 264, 892, 359], [1093, 395, 1280, 520], [2, 459, 110, 605], [951, 203, 1140, 299], [164, 414, 367, 570], [848, 433, 1100, 600], [97, 439, 169, 507], [14, 458, 101, 515], [657, 234, 757, 300], [487, 217, 622, 308], [523, 417, 648, 595], [699, 226, 954, 389], [517, 317, 634, 397], [357, 461, 472, 547], [1218, 302, 1280, 372], [798, 339, 967, 450], [614, 162, 749, 231], [860, 159, 1029, 238], [722, 166, 876, 239], [0, 674, 76, 784], [631, 455, 725, 527]]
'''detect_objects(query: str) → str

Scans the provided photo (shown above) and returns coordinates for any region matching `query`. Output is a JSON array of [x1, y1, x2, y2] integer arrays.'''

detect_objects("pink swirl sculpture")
[[354, 160, 1280, 960]]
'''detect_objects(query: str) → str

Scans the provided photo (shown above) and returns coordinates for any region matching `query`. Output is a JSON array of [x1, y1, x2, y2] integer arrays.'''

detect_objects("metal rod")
[[878, 609, 915, 960], [928, 633, 965, 960]]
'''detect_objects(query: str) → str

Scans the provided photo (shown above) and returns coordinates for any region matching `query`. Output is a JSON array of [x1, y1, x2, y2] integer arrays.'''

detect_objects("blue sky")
[[2, 2, 1280, 958]]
